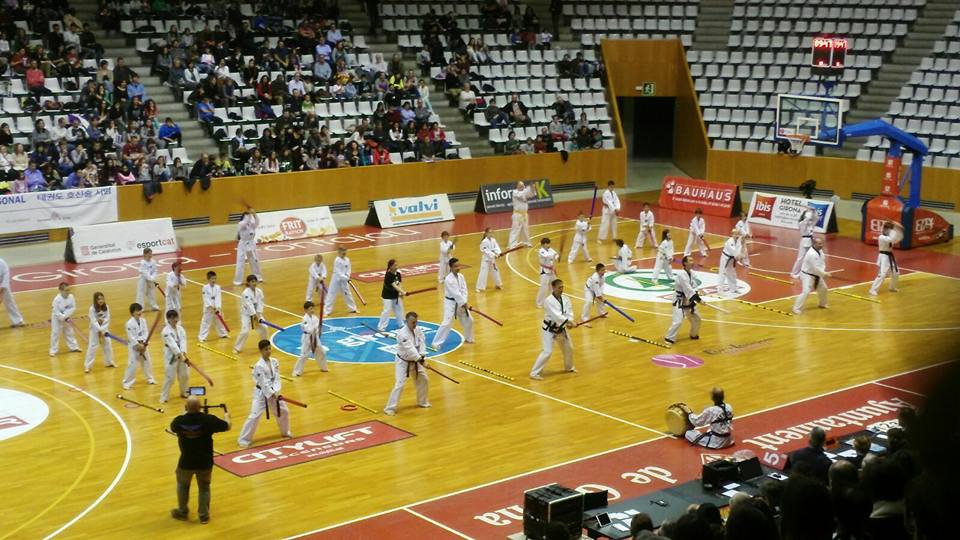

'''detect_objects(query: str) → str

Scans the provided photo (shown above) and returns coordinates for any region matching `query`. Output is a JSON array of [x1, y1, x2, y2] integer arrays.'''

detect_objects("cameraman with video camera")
[[170, 395, 230, 524]]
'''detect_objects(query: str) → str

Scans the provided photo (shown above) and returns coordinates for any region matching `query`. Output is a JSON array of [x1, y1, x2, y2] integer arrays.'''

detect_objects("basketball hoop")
[[782, 134, 809, 156]]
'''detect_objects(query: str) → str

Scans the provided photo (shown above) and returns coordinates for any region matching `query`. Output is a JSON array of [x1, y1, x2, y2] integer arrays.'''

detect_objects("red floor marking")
[[300, 509, 465, 539], [10, 199, 959, 293], [294, 371, 931, 538]]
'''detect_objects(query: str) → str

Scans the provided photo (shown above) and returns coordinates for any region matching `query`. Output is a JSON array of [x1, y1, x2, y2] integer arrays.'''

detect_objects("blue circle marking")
[[271, 316, 463, 364]]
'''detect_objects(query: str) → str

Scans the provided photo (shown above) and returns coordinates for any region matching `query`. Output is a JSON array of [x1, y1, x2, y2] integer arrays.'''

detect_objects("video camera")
[[189, 386, 228, 413]]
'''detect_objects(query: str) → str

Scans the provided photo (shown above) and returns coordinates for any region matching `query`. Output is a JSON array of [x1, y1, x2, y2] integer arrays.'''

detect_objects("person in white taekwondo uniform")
[[664, 256, 702, 346], [869, 221, 903, 296], [536, 237, 559, 308], [635, 202, 658, 249], [384, 311, 431, 416], [137, 247, 160, 311], [377, 259, 406, 331], [198, 271, 228, 341], [164, 260, 186, 315], [438, 231, 455, 282], [0, 257, 25, 327], [433, 258, 474, 348], [305, 254, 327, 302], [717, 229, 744, 295], [792, 237, 833, 314], [567, 211, 592, 263], [325, 247, 358, 315], [233, 208, 261, 286], [84, 292, 116, 372], [233, 274, 267, 353], [293, 301, 326, 376], [597, 181, 620, 242], [476, 228, 503, 292], [50, 282, 80, 356], [790, 206, 820, 278], [123, 302, 156, 389], [508, 181, 536, 249], [238, 340, 292, 447], [685, 387, 734, 449], [160, 310, 190, 403], [530, 278, 576, 380], [612, 239, 636, 273], [683, 208, 708, 257], [734, 211, 752, 266], [582, 263, 608, 322], [651, 230, 676, 285]]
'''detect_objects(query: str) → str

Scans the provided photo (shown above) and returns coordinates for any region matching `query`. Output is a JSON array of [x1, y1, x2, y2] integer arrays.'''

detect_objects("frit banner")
[[475, 179, 554, 213], [0, 186, 118, 234], [368, 193, 455, 228], [658, 177, 740, 217], [747, 191, 835, 234], [68, 218, 178, 263], [254, 206, 338, 243]]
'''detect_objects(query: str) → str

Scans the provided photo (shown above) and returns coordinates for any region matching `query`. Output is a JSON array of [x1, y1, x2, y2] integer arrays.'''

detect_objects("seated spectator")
[[32, 119, 53, 148], [79, 162, 99, 187], [548, 115, 567, 141], [834, 487, 872, 540], [457, 84, 477, 115], [114, 163, 135, 185], [24, 161, 46, 191], [507, 94, 529, 125], [186, 153, 213, 190], [485, 98, 509, 127], [552, 95, 575, 122], [263, 151, 280, 174], [862, 457, 909, 540], [11, 144, 29, 171], [313, 55, 332, 83], [170, 157, 188, 182], [369, 141, 391, 165], [213, 152, 236, 177], [533, 134, 548, 153], [848, 435, 872, 469], [26, 60, 48, 98], [573, 52, 594, 77], [504, 130, 521, 154], [557, 53, 574, 78], [113, 57, 135, 85], [789, 427, 833, 484], [195, 97, 215, 124], [575, 126, 593, 149], [288, 73, 306, 96], [326, 23, 344, 45], [158, 118, 182, 146], [271, 74, 290, 104], [519, 137, 535, 154], [246, 149, 265, 174]]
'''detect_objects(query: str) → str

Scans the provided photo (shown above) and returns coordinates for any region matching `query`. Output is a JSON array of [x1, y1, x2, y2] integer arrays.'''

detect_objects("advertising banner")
[[368, 193, 454, 228], [747, 191, 835, 234], [254, 206, 338, 243], [475, 179, 554, 214], [69, 218, 177, 263], [352, 261, 441, 283], [0, 186, 118, 234], [658, 177, 740, 217]]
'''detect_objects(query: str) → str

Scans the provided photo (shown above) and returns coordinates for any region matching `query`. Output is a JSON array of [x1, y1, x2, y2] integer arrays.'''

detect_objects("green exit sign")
[[641, 82, 656, 96]]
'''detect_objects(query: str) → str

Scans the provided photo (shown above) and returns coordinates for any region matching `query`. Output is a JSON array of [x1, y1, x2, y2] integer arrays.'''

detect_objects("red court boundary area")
[[296, 364, 946, 539], [10, 200, 960, 294]]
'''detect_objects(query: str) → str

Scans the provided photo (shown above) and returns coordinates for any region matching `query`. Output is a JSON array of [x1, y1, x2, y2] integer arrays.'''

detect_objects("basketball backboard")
[[775, 94, 846, 146]]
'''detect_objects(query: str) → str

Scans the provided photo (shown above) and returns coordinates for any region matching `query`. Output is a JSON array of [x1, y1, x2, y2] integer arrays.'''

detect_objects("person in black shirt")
[[169, 396, 231, 524], [789, 426, 833, 484], [377, 259, 406, 331]]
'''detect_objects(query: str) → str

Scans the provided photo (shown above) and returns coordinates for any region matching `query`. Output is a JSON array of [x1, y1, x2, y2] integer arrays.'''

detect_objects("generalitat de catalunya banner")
[[369, 193, 454, 228], [747, 191, 835, 234], [254, 206, 338, 243], [475, 179, 554, 213], [70, 217, 177, 263], [658, 176, 740, 217], [0, 186, 117, 234]]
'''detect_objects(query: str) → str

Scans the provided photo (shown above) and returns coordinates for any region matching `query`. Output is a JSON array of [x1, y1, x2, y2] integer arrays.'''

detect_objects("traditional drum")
[[665, 402, 694, 435]]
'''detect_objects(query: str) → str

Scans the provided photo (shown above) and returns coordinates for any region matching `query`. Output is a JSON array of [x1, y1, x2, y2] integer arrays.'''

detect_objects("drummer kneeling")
[[685, 387, 734, 449]]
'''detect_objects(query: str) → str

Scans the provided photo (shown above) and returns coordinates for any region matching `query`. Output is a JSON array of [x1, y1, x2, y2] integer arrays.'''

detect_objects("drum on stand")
[[665, 402, 694, 436]]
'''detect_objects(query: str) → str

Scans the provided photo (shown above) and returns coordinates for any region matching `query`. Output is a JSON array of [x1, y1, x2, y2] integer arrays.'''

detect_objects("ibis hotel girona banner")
[[368, 193, 455, 228]]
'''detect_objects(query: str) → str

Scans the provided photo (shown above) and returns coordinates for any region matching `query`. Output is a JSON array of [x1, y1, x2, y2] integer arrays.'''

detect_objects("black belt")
[[803, 235, 813, 238], [802, 270, 821, 288], [880, 250, 898, 272], [673, 294, 696, 312], [722, 251, 737, 268], [542, 320, 566, 334]]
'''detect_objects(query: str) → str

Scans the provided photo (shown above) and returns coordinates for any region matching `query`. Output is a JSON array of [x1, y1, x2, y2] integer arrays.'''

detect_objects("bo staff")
[[317, 286, 326, 339], [575, 313, 608, 327], [348, 280, 367, 306], [609, 329, 670, 348], [498, 245, 524, 258], [328, 390, 378, 413], [603, 300, 635, 322], [140, 310, 164, 360], [259, 318, 285, 331], [198, 342, 239, 361], [697, 300, 730, 314], [279, 394, 308, 408], [214, 311, 231, 333], [833, 289, 880, 304], [105, 332, 129, 345], [154, 282, 166, 297], [468, 306, 503, 326], [425, 364, 460, 384], [67, 318, 87, 345], [404, 286, 437, 297], [117, 393, 164, 413], [588, 184, 599, 219], [184, 356, 215, 386]]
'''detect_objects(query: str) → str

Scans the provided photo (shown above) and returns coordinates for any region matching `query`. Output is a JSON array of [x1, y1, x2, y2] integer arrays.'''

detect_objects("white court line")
[[286, 359, 951, 539], [0, 364, 133, 539], [872, 381, 927, 397], [210, 252, 233, 257], [403, 508, 473, 539]]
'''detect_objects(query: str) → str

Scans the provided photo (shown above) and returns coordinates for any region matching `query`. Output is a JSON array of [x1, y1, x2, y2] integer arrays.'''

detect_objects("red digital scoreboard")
[[811, 37, 848, 74]]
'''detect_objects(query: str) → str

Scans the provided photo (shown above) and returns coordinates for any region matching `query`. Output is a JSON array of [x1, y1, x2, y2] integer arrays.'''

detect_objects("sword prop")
[[184, 356, 215, 386], [697, 300, 730, 314], [214, 311, 230, 333], [468, 306, 503, 326], [737, 300, 793, 316], [498, 245, 524, 258], [749, 271, 794, 285], [700, 236, 711, 252], [348, 280, 367, 306], [251, 365, 293, 381], [404, 286, 437, 297], [458, 360, 515, 381], [609, 329, 670, 348], [139, 310, 164, 360], [117, 393, 164, 413], [198, 342, 239, 361], [425, 364, 460, 384], [279, 394, 308, 408], [105, 332, 129, 345], [317, 285, 327, 340], [602, 300, 635, 322], [588, 184, 598, 219], [327, 390, 378, 413], [259, 318, 285, 331], [833, 289, 880, 304], [575, 313, 608, 327], [154, 282, 166, 297]]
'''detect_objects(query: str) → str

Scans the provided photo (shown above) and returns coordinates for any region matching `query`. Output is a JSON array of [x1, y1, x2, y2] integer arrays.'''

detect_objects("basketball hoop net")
[[783, 134, 810, 156]]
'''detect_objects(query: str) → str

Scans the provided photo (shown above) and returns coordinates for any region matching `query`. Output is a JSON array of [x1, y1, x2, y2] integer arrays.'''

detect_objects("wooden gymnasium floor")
[[2, 195, 959, 539]]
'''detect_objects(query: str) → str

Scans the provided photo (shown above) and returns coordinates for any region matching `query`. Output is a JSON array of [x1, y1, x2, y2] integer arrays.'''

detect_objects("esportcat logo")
[[602, 270, 750, 303]]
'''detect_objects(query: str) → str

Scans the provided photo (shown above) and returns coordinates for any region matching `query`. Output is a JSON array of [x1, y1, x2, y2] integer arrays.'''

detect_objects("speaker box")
[[702, 459, 740, 490], [523, 484, 584, 540]]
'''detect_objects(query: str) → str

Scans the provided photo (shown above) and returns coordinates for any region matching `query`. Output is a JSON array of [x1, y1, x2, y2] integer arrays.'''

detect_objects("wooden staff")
[[404, 286, 437, 297], [317, 286, 326, 339], [425, 364, 460, 384], [67, 318, 87, 345], [198, 342, 239, 361], [498, 245, 524, 258], [279, 395, 308, 408], [737, 300, 793, 317], [328, 390, 378, 413], [117, 393, 164, 413], [105, 332, 129, 345], [609, 329, 670, 348], [575, 313, 608, 327], [588, 184, 599, 219], [556, 234, 567, 260], [468, 306, 503, 326], [139, 310, 164, 360], [154, 282, 166, 297], [697, 300, 730, 314], [348, 280, 367, 306], [603, 300, 635, 322], [184, 356, 215, 386], [259, 318, 285, 331], [833, 289, 880, 304], [214, 311, 231, 333], [458, 361, 515, 381]]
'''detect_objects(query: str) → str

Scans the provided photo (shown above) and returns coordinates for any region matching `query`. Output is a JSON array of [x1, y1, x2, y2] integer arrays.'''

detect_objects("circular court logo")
[[271, 316, 463, 364], [0, 388, 50, 441], [603, 270, 751, 303]]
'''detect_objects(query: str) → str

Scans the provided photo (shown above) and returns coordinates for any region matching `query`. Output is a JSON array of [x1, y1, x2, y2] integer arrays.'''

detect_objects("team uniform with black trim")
[[293, 313, 326, 375], [665, 268, 701, 343], [582, 271, 607, 322], [717, 236, 743, 295], [535, 246, 559, 308], [508, 185, 535, 248], [198, 283, 228, 341], [476, 236, 503, 291], [122, 315, 156, 389], [685, 403, 734, 449], [237, 356, 291, 447], [530, 292, 575, 378], [433, 271, 474, 347], [233, 213, 261, 285], [384, 323, 430, 415], [790, 211, 819, 278], [869, 228, 902, 296], [567, 217, 592, 262], [792, 246, 830, 314], [160, 321, 189, 403], [734, 218, 752, 266]]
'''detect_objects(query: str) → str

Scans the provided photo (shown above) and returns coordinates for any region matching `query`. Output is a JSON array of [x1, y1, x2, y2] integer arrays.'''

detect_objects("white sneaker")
[[869, 290, 878, 296], [529, 374, 544, 380], [889, 288, 899, 292], [238, 441, 250, 448], [384, 409, 396, 416], [792, 308, 802, 315], [282, 432, 293, 438], [567, 367, 578, 373], [418, 402, 431, 408]]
